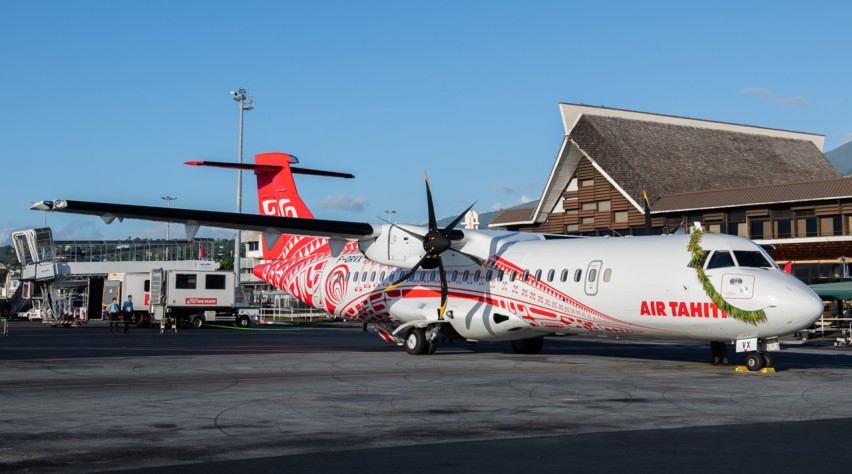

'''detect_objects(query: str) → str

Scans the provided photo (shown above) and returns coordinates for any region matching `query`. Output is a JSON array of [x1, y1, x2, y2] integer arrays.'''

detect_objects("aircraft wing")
[[30, 199, 380, 240]]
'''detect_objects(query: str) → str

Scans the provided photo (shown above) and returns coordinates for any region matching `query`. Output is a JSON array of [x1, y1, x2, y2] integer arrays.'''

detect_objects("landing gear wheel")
[[190, 315, 204, 329], [745, 352, 765, 371], [511, 336, 544, 355], [405, 328, 428, 355], [761, 352, 774, 368], [427, 341, 438, 355]]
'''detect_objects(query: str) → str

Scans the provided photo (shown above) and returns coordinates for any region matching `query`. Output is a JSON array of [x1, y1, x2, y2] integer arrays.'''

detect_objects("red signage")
[[186, 298, 217, 305]]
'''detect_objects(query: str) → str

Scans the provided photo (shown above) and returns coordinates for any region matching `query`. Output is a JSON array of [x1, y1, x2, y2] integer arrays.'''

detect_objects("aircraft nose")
[[780, 280, 824, 331]]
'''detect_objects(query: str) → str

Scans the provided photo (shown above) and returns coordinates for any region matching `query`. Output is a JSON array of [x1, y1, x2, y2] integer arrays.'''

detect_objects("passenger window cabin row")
[[338, 267, 613, 285]]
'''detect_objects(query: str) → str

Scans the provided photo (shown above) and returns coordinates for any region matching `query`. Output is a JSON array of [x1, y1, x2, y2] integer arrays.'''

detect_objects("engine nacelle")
[[358, 224, 424, 269]]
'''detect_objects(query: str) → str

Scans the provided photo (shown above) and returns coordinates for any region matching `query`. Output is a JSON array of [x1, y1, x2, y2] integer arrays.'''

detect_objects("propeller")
[[385, 173, 485, 318]]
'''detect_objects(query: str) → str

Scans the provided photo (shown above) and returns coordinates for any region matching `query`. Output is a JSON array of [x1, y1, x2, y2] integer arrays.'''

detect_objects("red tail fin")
[[253, 153, 320, 261], [187, 153, 353, 261]]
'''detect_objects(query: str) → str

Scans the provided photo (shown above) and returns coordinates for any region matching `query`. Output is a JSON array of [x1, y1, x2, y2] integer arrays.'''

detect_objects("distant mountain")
[[437, 200, 539, 229], [826, 141, 852, 176]]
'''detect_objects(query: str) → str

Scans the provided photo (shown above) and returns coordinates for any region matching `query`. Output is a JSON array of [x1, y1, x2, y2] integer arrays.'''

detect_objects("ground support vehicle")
[[148, 269, 259, 329]]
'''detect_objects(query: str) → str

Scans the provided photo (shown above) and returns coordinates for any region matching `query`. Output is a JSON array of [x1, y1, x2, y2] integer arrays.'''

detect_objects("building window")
[[796, 217, 818, 237], [750, 220, 768, 240], [821, 216, 842, 236], [581, 202, 597, 211], [774, 220, 792, 239], [598, 200, 611, 212], [581, 179, 594, 187], [613, 211, 628, 223], [581, 217, 595, 226], [565, 224, 579, 233]]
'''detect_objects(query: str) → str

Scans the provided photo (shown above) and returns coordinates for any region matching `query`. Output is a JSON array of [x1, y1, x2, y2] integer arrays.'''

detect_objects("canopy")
[[809, 282, 852, 301]]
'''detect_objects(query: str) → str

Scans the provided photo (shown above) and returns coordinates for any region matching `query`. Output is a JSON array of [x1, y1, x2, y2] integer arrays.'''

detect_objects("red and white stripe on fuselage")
[[253, 243, 667, 342]]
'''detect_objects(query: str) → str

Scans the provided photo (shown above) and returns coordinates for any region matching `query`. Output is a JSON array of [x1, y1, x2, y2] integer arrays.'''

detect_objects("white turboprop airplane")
[[32, 152, 823, 371]]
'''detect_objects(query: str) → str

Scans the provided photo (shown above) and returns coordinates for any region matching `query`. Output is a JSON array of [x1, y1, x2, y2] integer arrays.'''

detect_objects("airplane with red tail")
[[31, 152, 824, 370]]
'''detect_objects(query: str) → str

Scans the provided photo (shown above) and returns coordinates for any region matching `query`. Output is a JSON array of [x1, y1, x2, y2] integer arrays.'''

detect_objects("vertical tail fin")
[[254, 152, 315, 260], [186, 153, 354, 261]]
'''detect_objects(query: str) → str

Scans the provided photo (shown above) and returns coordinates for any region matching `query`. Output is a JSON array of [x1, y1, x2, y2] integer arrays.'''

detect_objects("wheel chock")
[[735, 366, 776, 373]]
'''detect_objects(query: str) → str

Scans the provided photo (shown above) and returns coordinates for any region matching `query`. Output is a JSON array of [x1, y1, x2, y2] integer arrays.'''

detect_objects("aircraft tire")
[[236, 316, 250, 328], [427, 341, 438, 355], [511, 336, 544, 355], [405, 328, 428, 355], [761, 352, 774, 368], [745, 352, 765, 371]]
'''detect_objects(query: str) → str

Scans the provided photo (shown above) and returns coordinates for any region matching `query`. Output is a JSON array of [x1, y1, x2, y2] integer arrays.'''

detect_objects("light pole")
[[229, 88, 254, 286], [161, 196, 177, 240]]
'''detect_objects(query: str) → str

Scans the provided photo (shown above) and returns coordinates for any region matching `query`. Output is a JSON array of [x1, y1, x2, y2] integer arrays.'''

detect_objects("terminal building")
[[490, 104, 852, 285]]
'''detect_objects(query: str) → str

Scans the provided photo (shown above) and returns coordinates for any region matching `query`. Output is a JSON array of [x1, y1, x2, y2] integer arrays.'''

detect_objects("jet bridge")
[[12, 228, 220, 323]]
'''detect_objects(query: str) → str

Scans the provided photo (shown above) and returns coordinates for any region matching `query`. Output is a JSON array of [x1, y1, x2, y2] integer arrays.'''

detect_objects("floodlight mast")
[[230, 88, 253, 287], [161, 196, 177, 239]]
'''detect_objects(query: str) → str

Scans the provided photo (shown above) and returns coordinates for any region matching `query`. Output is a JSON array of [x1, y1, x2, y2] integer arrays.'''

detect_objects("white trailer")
[[149, 269, 259, 329], [105, 272, 152, 325]]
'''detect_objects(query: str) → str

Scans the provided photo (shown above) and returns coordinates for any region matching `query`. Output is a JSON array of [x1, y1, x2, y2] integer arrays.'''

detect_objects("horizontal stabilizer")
[[185, 160, 354, 179]]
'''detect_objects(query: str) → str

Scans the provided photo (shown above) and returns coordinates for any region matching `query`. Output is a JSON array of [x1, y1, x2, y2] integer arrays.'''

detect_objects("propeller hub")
[[424, 231, 451, 256]]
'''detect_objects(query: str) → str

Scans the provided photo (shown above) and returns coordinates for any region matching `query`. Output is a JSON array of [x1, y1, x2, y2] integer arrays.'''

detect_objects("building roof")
[[491, 104, 839, 227], [488, 207, 537, 226], [653, 177, 852, 212], [570, 114, 839, 207]]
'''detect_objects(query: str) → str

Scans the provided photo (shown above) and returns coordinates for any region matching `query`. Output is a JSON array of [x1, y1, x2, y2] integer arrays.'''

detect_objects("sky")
[[2, 1, 851, 245]]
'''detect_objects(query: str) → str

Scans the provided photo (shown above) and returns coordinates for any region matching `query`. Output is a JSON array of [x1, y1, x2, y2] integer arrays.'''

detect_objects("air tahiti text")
[[640, 301, 727, 318]]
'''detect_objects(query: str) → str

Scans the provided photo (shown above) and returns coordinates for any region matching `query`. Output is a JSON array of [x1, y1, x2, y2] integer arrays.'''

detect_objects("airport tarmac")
[[1, 321, 852, 473]]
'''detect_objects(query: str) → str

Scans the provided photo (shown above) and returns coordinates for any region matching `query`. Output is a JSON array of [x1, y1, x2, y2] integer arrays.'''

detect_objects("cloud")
[[739, 87, 809, 107], [487, 195, 536, 212], [136, 223, 236, 240], [52, 220, 104, 240], [0, 225, 16, 246], [496, 181, 538, 195], [316, 195, 367, 212]]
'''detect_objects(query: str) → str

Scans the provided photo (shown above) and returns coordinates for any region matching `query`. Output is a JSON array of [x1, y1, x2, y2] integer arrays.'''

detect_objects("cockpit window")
[[734, 251, 774, 269], [706, 251, 735, 269]]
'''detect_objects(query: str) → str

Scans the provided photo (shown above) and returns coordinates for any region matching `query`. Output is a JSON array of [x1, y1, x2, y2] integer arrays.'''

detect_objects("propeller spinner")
[[385, 173, 485, 318]]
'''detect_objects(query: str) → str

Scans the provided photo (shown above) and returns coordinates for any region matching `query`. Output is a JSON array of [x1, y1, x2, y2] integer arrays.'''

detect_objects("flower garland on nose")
[[688, 229, 767, 325]]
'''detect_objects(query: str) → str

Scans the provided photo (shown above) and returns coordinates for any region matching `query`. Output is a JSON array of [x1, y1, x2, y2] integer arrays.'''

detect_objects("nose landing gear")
[[739, 338, 777, 372]]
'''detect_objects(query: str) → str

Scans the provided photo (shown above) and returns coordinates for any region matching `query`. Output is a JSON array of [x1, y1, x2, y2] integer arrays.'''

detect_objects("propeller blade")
[[438, 258, 448, 318], [385, 256, 426, 292], [424, 172, 438, 231], [458, 251, 487, 270], [441, 201, 477, 235]]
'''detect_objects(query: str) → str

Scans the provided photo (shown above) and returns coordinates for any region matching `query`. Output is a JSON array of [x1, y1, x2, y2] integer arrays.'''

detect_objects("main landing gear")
[[405, 327, 438, 355]]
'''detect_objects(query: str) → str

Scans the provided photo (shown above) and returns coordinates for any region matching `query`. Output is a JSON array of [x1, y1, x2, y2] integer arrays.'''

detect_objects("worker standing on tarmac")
[[107, 298, 120, 333], [122, 295, 133, 334]]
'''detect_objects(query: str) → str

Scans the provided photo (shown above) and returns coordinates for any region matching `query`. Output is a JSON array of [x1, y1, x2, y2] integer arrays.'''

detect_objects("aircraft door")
[[585, 260, 602, 296]]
